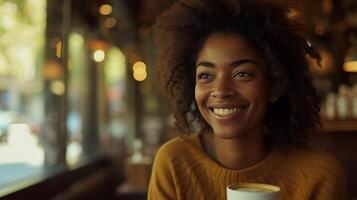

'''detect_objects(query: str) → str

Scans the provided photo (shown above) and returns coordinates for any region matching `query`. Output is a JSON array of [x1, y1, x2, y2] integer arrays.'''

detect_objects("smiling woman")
[[149, 0, 347, 199], [195, 32, 270, 142]]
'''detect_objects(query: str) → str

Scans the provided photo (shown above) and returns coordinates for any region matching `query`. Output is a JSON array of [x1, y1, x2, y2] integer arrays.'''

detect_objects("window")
[[0, 0, 47, 187]]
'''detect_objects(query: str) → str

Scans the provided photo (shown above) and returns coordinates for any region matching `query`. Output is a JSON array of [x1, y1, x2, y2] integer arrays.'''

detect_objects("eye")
[[197, 72, 213, 80], [233, 71, 255, 79]]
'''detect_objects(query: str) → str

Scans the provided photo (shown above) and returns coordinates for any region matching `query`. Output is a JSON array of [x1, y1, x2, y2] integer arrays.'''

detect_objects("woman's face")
[[195, 32, 271, 139]]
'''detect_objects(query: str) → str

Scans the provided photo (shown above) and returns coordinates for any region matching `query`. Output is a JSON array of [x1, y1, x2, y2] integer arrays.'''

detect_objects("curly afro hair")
[[154, 0, 321, 151]]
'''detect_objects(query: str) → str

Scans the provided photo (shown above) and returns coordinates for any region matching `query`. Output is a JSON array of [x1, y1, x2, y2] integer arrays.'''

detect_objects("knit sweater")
[[148, 134, 347, 200]]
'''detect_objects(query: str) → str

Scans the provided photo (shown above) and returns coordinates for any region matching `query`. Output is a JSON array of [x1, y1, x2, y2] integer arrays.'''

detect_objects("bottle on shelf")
[[325, 92, 336, 119], [352, 84, 357, 119], [336, 84, 350, 119]]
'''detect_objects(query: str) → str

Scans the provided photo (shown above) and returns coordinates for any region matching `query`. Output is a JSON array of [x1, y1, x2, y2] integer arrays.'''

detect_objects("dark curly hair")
[[154, 0, 321, 151]]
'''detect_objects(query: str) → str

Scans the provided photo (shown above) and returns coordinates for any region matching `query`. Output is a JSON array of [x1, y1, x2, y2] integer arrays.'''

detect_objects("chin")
[[212, 128, 243, 139]]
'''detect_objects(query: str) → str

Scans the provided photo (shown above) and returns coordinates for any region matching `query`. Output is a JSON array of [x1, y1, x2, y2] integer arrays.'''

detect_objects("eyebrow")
[[196, 59, 260, 68]]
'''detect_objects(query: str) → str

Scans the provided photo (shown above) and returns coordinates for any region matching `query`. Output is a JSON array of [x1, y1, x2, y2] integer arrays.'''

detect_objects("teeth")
[[213, 107, 240, 116]]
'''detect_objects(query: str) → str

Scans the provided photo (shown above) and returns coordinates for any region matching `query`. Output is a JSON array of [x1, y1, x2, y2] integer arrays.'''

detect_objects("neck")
[[202, 131, 268, 170]]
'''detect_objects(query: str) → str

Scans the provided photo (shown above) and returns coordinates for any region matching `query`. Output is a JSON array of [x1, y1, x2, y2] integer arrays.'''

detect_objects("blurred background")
[[0, 0, 356, 199]]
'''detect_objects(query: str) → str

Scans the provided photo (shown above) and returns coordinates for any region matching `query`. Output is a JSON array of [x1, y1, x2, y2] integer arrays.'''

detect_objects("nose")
[[211, 76, 236, 98]]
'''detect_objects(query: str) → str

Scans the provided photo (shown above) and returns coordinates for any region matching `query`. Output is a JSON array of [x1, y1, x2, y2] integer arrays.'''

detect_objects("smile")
[[212, 107, 240, 116], [207, 104, 248, 119]]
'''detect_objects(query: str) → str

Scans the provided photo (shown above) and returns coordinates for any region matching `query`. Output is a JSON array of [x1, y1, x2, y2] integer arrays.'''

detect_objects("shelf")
[[322, 119, 357, 132]]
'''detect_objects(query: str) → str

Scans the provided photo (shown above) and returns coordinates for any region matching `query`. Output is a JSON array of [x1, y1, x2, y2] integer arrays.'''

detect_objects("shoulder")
[[291, 146, 343, 169], [280, 146, 345, 180], [282, 146, 347, 199], [153, 134, 201, 164], [149, 135, 200, 199]]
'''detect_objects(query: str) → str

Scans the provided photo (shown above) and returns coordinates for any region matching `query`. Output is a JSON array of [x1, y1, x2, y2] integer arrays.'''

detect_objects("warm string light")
[[133, 61, 147, 81], [344, 39, 357, 72], [99, 4, 112, 15], [93, 49, 105, 62], [50, 80, 65, 95], [104, 17, 117, 28], [343, 61, 357, 72]]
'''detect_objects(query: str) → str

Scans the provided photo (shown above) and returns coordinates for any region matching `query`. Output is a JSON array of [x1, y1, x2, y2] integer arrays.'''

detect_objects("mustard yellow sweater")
[[148, 134, 347, 200]]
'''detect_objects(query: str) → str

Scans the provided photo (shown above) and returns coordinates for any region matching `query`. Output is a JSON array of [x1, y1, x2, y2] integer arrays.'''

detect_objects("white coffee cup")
[[226, 183, 281, 200]]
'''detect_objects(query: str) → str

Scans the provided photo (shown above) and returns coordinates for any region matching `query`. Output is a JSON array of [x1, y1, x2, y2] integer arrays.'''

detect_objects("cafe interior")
[[0, 0, 357, 199]]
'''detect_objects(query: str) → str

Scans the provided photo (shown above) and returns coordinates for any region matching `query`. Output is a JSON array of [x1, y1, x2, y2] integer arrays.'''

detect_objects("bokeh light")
[[99, 4, 112, 16], [93, 49, 105, 62], [50, 81, 65, 95], [104, 17, 117, 29], [133, 61, 147, 81]]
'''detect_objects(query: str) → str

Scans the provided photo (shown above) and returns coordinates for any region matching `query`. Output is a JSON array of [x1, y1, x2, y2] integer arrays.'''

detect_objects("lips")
[[207, 104, 248, 119]]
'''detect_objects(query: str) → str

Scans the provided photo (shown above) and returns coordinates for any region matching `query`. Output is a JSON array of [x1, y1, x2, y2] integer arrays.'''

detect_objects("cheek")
[[244, 83, 270, 106], [194, 85, 208, 110], [194, 86, 211, 124], [194, 85, 202, 103]]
